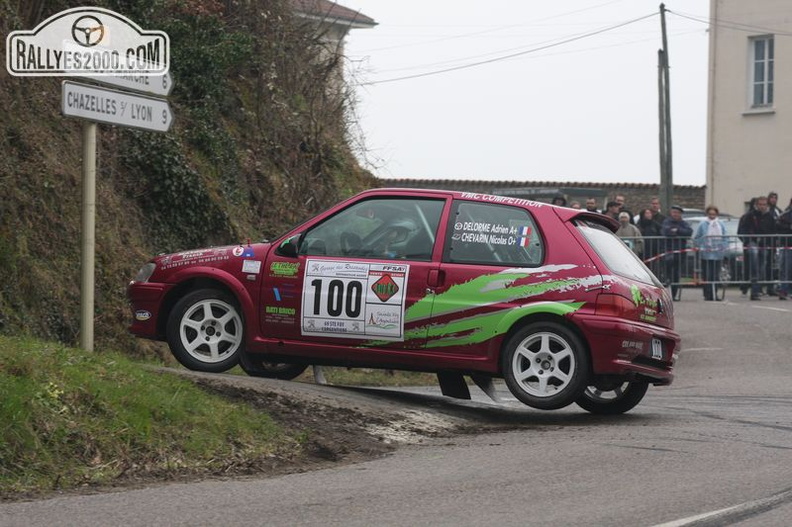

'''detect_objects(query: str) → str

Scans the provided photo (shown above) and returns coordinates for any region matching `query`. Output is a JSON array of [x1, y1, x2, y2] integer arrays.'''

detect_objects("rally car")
[[128, 188, 680, 414]]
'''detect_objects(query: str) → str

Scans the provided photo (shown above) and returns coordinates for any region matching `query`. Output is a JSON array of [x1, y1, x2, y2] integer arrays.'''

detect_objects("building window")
[[751, 35, 774, 107]]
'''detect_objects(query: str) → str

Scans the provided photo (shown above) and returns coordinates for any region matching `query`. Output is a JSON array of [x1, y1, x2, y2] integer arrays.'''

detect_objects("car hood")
[[149, 243, 273, 280]]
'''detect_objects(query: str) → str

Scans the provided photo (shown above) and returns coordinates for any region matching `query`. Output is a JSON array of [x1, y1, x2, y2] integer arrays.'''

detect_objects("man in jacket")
[[765, 192, 783, 295], [738, 196, 776, 300], [661, 206, 693, 300], [776, 199, 792, 300]]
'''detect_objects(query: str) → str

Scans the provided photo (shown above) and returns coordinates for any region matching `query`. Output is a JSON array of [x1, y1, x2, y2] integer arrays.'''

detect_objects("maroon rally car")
[[128, 188, 680, 414]]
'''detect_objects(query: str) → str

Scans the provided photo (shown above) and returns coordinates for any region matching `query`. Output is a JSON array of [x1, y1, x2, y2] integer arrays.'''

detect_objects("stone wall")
[[380, 179, 707, 215]]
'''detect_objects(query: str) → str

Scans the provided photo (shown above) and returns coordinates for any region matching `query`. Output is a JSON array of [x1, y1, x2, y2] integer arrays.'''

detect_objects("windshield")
[[576, 220, 662, 287]]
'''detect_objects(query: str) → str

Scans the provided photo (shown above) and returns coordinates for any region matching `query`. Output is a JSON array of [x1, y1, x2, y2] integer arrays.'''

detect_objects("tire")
[[238, 352, 308, 380], [166, 289, 244, 373], [575, 380, 649, 415], [501, 322, 590, 410]]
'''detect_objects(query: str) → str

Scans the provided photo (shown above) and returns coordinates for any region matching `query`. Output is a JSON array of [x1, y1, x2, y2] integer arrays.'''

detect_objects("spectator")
[[765, 192, 783, 295], [661, 205, 693, 300], [605, 200, 621, 220], [569, 200, 581, 210], [551, 195, 567, 207], [616, 212, 643, 256], [649, 196, 666, 225], [738, 196, 775, 300], [693, 205, 728, 301], [614, 194, 635, 224], [637, 208, 662, 275], [584, 198, 600, 213], [777, 198, 792, 300], [768, 191, 783, 219]]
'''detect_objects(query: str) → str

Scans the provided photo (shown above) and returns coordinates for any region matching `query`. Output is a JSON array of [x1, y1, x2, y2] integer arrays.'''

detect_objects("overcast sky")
[[342, 0, 711, 186]]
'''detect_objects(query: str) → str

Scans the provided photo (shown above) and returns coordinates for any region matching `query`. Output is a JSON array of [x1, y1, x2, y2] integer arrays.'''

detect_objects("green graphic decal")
[[366, 300, 584, 349], [423, 301, 584, 348], [630, 284, 659, 309], [361, 269, 594, 348], [630, 284, 642, 306], [405, 272, 582, 322]]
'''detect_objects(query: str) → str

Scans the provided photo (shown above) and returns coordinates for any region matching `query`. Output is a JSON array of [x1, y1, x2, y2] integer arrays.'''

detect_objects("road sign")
[[62, 80, 173, 132], [84, 71, 173, 96]]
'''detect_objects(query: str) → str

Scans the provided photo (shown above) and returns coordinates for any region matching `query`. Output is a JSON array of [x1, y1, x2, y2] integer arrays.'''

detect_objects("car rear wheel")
[[238, 352, 308, 380], [166, 289, 243, 373], [575, 380, 649, 415], [502, 322, 590, 410]]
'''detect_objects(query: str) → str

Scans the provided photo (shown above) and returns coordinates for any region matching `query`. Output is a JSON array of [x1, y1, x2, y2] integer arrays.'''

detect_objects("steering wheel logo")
[[71, 15, 105, 47]]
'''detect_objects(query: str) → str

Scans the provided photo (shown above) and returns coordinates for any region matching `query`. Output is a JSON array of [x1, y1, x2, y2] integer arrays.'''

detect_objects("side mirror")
[[275, 234, 302, 258]]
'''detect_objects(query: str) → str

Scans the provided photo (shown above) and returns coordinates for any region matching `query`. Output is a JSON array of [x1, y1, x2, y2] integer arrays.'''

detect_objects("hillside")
[[0, 0, 377, 357]]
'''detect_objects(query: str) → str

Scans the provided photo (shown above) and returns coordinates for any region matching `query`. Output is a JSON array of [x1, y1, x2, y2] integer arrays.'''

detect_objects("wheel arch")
[[156, 272, 255, 339]]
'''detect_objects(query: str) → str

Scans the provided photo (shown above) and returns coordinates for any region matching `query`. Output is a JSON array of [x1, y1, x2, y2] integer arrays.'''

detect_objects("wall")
[[707, 0, 792, 215], [380, 179, 706, 214]]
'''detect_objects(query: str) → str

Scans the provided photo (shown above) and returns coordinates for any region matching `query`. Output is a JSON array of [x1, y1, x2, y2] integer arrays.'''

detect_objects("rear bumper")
[[127, 281, 172, 340], [571, 313, 680, 385]]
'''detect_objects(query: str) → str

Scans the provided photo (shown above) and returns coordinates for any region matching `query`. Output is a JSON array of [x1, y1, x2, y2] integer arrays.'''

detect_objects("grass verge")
[[0, 336, 295, 498]]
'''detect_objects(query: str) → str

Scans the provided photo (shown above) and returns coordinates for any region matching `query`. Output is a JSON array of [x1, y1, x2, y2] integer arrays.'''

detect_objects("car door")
[[422, 199, 547, 358], [261, 193, 449, 354]]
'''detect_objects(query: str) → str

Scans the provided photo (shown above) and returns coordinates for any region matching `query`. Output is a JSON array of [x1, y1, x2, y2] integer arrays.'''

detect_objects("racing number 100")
[[310, 279, 362, 318]]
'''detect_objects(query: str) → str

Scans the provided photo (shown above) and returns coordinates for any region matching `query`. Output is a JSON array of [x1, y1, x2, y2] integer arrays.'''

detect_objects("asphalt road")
[[3, 291, 792, 526]]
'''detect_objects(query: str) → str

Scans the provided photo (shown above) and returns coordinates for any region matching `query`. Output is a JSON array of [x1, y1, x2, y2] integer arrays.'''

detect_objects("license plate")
[[651, 338, 663, 360]]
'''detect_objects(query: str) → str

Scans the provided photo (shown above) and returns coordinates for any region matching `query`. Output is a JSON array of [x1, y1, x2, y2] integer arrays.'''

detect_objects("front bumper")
[[572, 313, 680, 385], [127, 281, 172, 340]]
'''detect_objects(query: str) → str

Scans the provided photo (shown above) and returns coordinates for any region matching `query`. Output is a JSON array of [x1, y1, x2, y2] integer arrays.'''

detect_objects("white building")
[[707, 0, 792, 214]]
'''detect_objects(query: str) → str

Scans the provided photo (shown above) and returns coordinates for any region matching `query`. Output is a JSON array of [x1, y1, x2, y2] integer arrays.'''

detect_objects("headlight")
[[133, 263, 156, 283]]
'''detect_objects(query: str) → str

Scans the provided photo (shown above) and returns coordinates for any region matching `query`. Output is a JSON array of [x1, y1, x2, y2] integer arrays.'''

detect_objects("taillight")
[[595, 293, 636, 318]]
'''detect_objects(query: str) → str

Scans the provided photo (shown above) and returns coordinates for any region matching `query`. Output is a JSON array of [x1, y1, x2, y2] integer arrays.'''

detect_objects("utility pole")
[[658, 3, 674, 213]]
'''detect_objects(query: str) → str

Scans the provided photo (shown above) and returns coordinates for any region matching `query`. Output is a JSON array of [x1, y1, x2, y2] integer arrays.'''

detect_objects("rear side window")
[[444, 201, 543, 266], [577, 220, 661, 286]]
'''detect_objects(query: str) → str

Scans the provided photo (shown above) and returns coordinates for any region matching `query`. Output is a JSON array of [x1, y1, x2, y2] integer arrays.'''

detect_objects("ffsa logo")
[[6, 7, 169, 76]]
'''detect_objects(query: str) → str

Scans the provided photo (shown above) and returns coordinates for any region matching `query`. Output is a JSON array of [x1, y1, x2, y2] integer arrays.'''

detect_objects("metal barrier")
[[620, 234, 792, 299]]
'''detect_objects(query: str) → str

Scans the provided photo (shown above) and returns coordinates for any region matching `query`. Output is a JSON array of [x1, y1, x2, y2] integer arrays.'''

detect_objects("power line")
[[361, 12, 658, 86], [374, 27, 697, 75], [355, 0, 627, 54], [669, 9, 792, 37]]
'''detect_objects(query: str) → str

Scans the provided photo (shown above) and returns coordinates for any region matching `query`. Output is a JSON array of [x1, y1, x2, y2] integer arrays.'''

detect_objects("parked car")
[[681, 208, 735, 220], [128, 188, 681, 414]]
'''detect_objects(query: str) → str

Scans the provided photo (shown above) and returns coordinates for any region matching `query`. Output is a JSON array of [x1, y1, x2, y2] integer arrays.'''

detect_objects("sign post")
[[61, 80, 173, 352], [80, 122, 97, 351], [61, 80, 173, 351]]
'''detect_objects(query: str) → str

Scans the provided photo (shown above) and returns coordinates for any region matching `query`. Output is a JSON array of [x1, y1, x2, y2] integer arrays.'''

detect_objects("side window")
[[444, 201, 543, 266], [750, 35, 774, 108], [300, 198, 444, 261]]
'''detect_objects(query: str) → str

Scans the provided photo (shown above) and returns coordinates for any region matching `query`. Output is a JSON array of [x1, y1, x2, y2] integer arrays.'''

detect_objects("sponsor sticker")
[[134, 310, 151, 321], [159, 248, 229, 270], [242, 260, 261, 274], [269, 261, 300, 277], [301, 259, 410, 340]]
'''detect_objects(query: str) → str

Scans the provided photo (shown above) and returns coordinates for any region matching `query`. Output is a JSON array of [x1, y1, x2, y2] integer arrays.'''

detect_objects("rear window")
[[577, 220, 661, 286]]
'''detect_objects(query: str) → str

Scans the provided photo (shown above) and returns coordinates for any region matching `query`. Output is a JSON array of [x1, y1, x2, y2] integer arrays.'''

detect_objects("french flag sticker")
[[518, 226, 532, 247]]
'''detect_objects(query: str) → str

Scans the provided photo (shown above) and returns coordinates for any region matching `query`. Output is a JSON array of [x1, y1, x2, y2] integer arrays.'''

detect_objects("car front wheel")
[[502, 322, 590, 410], [575, 380, 649, 415], [166, 289, 244, 373]]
